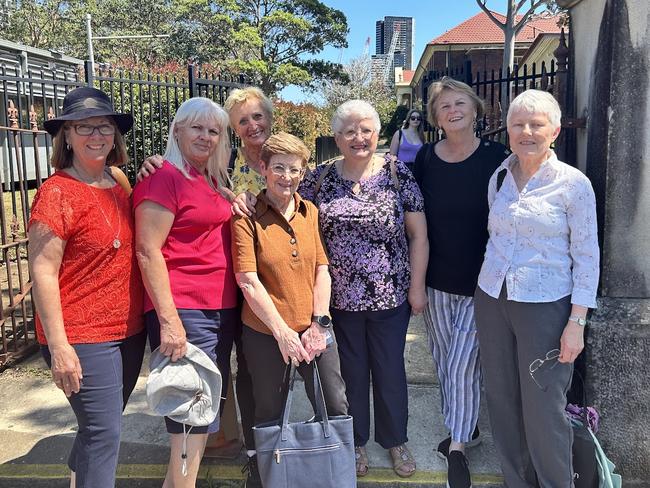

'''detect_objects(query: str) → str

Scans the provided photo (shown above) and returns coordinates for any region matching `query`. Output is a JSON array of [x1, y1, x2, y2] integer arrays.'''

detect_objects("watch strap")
[[568, 315, 587, 326]]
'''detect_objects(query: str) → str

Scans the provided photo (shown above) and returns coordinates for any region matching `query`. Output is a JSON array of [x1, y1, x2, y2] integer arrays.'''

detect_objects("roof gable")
[[429, 11, 562, 45]]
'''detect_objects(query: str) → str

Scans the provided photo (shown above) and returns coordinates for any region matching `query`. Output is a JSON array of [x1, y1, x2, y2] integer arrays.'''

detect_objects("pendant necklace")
[[72, 166, 122, 249]]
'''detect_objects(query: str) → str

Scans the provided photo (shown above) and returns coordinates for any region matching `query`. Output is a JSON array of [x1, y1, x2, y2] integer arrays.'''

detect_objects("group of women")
[[28, 76, 598, 488]]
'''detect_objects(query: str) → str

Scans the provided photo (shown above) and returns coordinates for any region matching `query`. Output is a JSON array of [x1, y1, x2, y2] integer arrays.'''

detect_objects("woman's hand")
[[301, 323, 327, 361], [159, 315, 187, 362], [136, 154, 164, 182], [558, 321, 584, 363], [49, 343, 83, 397], [274, 326, 310, 366], [408, 286, 428, 315], [231, 191, 257, 217]]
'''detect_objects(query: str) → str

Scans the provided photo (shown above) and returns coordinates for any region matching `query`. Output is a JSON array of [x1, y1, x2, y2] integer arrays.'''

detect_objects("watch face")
[[317, 315, 332, 327]]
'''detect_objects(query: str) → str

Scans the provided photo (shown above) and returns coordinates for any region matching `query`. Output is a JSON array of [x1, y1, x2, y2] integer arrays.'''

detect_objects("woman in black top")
[[412, 77, 509, 488]]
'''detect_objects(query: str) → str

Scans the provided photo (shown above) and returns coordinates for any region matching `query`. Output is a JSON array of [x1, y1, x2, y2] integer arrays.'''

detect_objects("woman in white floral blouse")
[[474, 89, 600, 488]]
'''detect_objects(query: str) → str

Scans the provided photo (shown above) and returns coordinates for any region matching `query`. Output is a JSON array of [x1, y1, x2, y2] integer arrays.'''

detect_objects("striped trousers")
[[423, 287, 481, 443]]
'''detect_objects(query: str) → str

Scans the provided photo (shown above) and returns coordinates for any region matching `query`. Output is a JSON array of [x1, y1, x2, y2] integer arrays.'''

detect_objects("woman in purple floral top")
[[299, 100, 428, 479]]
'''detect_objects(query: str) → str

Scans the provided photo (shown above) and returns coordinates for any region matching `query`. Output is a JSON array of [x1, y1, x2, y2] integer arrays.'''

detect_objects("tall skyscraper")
[[375, 16, 414, 70]]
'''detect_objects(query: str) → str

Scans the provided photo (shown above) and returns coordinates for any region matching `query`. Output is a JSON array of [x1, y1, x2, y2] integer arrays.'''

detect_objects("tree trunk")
[[500, 0, 518, 122]]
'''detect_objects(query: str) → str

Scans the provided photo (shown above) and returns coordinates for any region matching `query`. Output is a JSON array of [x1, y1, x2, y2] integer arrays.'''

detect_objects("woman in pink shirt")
[[133, 97, 238, 488]]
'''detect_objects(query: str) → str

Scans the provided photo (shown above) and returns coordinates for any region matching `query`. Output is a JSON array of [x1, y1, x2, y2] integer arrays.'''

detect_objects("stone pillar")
[[559, 0, 650, 483]]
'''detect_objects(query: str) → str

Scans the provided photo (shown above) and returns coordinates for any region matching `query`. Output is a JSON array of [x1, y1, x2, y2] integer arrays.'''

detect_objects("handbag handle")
[[279, 362, 331, 441]]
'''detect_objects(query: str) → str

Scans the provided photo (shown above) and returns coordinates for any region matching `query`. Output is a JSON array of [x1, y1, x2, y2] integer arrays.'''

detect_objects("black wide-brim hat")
[[43, 86, 134, 137]]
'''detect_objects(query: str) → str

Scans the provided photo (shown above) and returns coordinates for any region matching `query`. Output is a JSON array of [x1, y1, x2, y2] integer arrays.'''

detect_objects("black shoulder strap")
[[228, 147, 238, 172], [397, 129, 402, 159], [496, 168, 507, 192], [313, 159, 339, 202]]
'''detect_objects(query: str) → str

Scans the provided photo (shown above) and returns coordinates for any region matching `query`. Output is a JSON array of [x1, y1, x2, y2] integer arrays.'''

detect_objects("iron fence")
[[0, 61, 249, 369], [422, 60, 557, 146]]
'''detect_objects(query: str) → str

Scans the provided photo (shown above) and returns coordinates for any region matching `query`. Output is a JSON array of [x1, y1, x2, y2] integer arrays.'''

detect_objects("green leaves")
[[5, 0, 348, 94]]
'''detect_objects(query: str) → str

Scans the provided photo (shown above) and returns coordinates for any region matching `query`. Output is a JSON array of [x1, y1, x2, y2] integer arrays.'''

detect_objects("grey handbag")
[[253, 362, 356, 488]]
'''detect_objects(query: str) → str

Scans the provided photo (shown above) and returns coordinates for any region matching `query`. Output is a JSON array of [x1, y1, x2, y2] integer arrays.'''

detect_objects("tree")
[[475, 0, 560, 76], [222, 0, 349, 94], [317, 54, 396, 134]]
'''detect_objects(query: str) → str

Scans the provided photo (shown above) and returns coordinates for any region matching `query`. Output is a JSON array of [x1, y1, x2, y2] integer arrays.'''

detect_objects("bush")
[[272, 101, 330, 161]]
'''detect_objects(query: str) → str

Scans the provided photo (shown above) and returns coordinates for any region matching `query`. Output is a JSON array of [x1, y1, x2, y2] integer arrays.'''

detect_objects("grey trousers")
[[474, 286, 574, 488]]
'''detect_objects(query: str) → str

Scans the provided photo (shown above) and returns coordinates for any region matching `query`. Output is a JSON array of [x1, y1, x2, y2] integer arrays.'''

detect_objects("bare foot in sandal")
[[389, 444, 416, 478], [355, 446, 369, 477]]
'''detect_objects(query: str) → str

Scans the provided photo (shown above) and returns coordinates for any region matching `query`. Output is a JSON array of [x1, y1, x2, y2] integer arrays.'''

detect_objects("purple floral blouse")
[[299, 157, 424, 312]]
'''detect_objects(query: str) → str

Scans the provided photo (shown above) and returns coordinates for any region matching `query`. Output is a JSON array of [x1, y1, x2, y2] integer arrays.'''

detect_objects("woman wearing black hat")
[[28, 86, 145, 488]]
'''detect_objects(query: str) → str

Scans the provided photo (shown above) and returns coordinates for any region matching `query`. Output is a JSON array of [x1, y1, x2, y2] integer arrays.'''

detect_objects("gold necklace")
[[72, 166, 122, 249]]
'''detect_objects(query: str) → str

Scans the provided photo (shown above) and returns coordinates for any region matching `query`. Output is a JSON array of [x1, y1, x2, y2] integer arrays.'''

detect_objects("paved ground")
[[0, 315, 504, 487]]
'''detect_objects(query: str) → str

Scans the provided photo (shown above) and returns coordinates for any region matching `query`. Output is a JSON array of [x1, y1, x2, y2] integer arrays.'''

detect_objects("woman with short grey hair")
[[300, 99, 429, 479], [474, 89, 599, 487]]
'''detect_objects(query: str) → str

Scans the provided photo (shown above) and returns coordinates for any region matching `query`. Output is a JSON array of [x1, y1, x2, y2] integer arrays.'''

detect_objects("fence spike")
[[7, 99, 18, 128], [29, 105, 38, 131]]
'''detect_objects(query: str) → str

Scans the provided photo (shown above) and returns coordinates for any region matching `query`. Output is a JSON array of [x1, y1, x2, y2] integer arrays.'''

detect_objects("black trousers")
[[242, 326, 348, 426], [331, 301, 410, 449], [233, 317, 256, 450]]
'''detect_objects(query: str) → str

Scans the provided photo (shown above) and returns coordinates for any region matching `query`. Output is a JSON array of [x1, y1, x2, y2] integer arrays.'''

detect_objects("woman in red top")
[[133, 97, 238, 488], [28, 87, 145, 488]]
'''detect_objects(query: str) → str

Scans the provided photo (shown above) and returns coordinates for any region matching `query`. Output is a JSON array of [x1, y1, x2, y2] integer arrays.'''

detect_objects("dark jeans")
[[242, 326, 348, 425], [331, 301, 411, 449], [146, 308, 237, 434], [41, 330, 146, 488], [233, 317, 256, 450]]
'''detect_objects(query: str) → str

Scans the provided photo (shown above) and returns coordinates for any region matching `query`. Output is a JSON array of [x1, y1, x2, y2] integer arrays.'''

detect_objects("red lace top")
[[29, 171, 144, 345]]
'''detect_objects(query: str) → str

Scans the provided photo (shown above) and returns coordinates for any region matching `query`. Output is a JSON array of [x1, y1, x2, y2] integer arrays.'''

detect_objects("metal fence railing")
[[0, 61, 249, 370]]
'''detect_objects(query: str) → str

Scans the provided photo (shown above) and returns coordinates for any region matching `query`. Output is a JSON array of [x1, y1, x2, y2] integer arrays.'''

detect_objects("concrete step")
[[0, 316, 504, 487]]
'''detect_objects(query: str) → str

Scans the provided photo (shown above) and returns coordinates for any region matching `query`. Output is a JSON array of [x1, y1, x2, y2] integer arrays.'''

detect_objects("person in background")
[[389, 108, 425, 172], [412, 77, 510, 488], [231, 132, 348, 485], [474, 89, 599, 488], [29, 86, 145, 488], [133, 97, 238, 488]]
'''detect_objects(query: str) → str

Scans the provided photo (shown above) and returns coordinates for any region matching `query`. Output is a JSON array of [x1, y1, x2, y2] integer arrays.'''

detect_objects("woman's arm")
[[559, 176, 599, 363], [389, 130, 400, 156], [405, 211, 429, 314], [28, 222, 82, 397], [236, 271, 309, 364], [135, 201, 187, 361], [301, 264, 331, 360]]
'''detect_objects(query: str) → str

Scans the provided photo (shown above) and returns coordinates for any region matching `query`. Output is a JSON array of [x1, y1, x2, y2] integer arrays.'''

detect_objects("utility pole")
[[85, 14, 170, 72]]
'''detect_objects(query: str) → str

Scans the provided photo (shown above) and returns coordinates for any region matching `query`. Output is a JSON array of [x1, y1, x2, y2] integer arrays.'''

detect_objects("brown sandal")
[[389, 444, 416, 478], [355, 446, 369, 477]]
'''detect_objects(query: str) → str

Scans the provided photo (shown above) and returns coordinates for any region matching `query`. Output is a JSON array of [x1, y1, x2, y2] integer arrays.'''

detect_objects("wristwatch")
[[568, 315, 587, 326], [312, 315, 332, 328]]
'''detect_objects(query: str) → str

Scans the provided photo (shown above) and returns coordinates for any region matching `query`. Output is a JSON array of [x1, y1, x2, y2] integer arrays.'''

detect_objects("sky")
[[279, 0, 512, 103]]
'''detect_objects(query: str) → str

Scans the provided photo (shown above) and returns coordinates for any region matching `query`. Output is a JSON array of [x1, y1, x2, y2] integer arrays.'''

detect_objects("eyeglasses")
[[339, 128, 375, 141], [409, 115, 422, 121], [71, 124, 116, 136], [529, 349, 560, 390], [270, 164, 304, 178]]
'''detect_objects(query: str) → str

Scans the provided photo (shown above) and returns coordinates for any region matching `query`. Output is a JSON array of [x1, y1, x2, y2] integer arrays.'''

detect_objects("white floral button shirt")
[[477, 151, 599, 308]]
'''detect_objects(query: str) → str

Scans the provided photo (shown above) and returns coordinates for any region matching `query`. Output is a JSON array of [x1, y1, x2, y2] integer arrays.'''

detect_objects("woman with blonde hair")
[[412, 77, 510, 488], [133, 97, 238, 488], [389, 108, 425, 171]]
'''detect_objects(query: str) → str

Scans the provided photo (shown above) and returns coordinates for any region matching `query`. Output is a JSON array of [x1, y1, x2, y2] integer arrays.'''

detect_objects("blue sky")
[[280, 0, 512, 103]]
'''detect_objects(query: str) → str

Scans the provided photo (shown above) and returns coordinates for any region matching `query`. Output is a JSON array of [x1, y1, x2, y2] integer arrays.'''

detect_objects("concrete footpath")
[[0, 316, 504, 487]]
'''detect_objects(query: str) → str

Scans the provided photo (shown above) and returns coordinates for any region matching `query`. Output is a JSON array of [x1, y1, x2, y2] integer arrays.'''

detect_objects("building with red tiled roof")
[[409, 10, 563, 107]]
